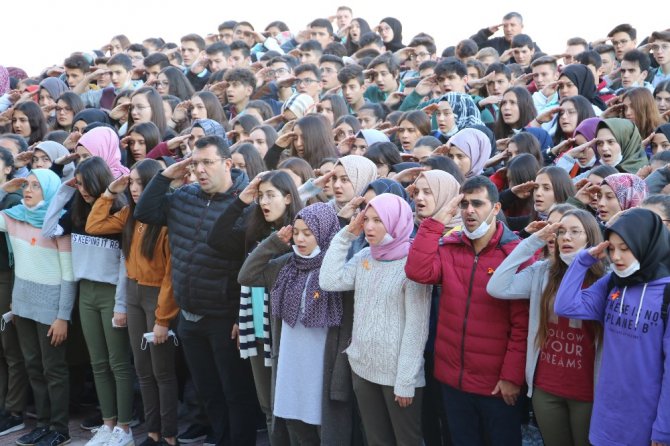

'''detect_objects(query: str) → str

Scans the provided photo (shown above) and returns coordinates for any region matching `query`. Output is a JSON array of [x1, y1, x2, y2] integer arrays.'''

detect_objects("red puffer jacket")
[[406, 217, 530, 396]]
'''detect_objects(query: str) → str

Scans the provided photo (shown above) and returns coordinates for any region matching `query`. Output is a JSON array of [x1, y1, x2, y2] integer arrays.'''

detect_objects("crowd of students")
[[0, 6, 669, 446]]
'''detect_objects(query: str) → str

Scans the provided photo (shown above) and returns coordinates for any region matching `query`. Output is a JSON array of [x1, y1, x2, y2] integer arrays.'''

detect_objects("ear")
[[223, 158, 233, 170], [640, 70, 648, 82], [284, 193, 292, 206], [492, 201, 502, 217]]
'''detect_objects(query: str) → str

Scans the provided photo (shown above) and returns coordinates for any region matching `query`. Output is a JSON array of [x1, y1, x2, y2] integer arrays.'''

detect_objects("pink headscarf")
[[601, 173, 648, 211], [366, 193, 414, 261], [0, 67, 9, 95], [78, 127, 129, 177]]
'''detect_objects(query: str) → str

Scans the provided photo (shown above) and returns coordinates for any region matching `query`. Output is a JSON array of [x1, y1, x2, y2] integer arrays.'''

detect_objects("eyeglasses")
[[320, 67, 337, 74], [410, 52, 431, 60], [22, 181, 42, 191], [557, 229, 585, 238], [459, 199, 490, 209], [188, 158, 225, 170], [55, 106, 72, 113], [131, 104, 151, 111], [611, 39, 630, 47], [651, 44, 670, 52], [268, 68, 289, 77], [255, 192, 281, 204], [295, 78, 319, 86]]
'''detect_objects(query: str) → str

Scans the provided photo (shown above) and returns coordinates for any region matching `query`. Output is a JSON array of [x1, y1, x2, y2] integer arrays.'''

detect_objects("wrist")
[[106, 186, 117, 195]]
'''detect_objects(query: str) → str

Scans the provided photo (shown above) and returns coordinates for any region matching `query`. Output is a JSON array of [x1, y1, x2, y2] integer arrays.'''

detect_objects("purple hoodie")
[[555, 250, 670, 446]]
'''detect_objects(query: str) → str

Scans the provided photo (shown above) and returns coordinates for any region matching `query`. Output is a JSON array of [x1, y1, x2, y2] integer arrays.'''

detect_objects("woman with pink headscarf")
[[320, 193, 431, 445], [75, 126, 130, 176]]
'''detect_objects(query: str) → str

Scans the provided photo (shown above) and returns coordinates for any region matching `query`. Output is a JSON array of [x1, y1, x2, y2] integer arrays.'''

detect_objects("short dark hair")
[[270, 55, 298, 69], [299, 40, 323, 53], [594, 44, 615, 59], [567, 37, 588, 48], [408, 36, 436, 55], [359, 32, 383, 48], [64, 54, 90, 72], [434, 58, 467, 78], [107, 53, 133, 71], [310, 18, 334, 35], [143, 52, 170, 70], [195, 135, 231, 158], [456, 39, 479, 58], [265, 21, 289, 32], [224, 68, 256, 89], [234, 21, 255, 31], [503, 12, 523, 22], [206, 42, 231, 58], [218, 20, 238, 32], [143, 37, 165, 49], [461, 176, 499, 203], [181, 33, 206, 51], [337, 64, 364, 85], [485, 62, 512, 79], [230, 40, 251, 58], [320, 54, 344, 70], [608, 24, 636, 40], [530, 56, 557, 70], [367, 52, 400, 74], [418, 60, 438, 71], [127, 43, 148, 57], [650, 31, 670, 44], [576, 50, 602, 69], [0, 133, 28, 153], [294, 64, 321, 80], [622, 49, 651, 73], [324, 42, 347, 58], [511, 34, 534, 49]]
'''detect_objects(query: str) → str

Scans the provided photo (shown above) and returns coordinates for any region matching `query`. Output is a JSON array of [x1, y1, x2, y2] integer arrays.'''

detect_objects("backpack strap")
[[663, 283, 670, 332]]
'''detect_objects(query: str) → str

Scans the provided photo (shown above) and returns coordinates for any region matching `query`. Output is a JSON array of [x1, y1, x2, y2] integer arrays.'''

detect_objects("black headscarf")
[[605, 208, 670, 287], [365, 178, 411, 204], [656, 123, 670, 141], [380, 17, 404, 52], [72, 109, 112, 127], [560, 65, 607, 111]]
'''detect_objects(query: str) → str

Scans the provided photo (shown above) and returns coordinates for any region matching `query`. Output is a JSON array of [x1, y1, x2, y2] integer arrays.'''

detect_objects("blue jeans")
[[178, 314, 257, 446], [441, 383, 522, 446]]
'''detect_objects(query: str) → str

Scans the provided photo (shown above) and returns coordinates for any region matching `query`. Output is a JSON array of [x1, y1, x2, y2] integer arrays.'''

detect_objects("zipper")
[[458, 252, 479, 389]]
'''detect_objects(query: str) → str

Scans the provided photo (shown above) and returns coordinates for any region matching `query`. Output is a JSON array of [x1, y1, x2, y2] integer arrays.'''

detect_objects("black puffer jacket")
[[134, 170, 249, 318]]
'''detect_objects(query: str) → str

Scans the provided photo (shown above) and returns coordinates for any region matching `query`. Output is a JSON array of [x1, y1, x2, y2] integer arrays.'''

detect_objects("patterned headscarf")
[[438, 92, 484, 129], [271, 203, 342, 328], [0, 67, 9, 95], [601, 173, 648, 211]]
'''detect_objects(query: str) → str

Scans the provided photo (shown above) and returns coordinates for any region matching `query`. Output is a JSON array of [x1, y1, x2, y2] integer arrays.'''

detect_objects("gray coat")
[[237, 234, 355, 446]]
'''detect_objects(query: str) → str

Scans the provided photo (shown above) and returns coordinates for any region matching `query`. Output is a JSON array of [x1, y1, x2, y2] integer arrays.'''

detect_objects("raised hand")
[[276, 225, 293, 245], [510, 181, 536, 199], [161, 158, 191, 180], [384, 92, 407, 107], [433, 193, 464, 225], [338, 196, 366, 220], [390, 166, 426, 183], [421, 103, 439, 115], [346, 211, 365, 236], [536, 106, 562, 124], [535, 221, 562, 242], [588, 240, 610, 260], [549, 138, 576, 157], [239, 174, 263, 204], [13, 151, 34, 169], [601, 103, 625, 119], [55, 153, 80, 165], [414, 75, 438, 97], [313, 169, 337, 189], [641, 132, 655, 148], [107, 174, 130, 195], [524, 220, 549, 235], [109, 102, 131, 121], [1, 177, 27, 193]]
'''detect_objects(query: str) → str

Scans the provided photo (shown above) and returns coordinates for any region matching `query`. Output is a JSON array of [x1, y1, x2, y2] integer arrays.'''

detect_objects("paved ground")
[[2, 413, 270, 445]]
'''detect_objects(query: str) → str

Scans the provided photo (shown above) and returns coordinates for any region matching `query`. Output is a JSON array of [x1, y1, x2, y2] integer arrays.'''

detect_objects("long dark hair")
[[122, 159, 163, 260], [233, 143, 267, 179], [127, 87, 167, 137], [553, 95, 596, 145], [494, 86, 537, 139], [192, 91, 228, 128], [53, 92, 84, 131], [530, 166, 575, 221], [537, 209, 604, 347], [245, 170, 303, 245], [160, 66, 195, 101], [15, 101, 47, 144], [71, 157, 125, 229], [127, 122, 161, 164], [294, 115, 339, 167]]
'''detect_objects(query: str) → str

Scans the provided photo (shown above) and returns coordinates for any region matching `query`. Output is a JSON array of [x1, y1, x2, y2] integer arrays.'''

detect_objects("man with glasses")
[[607, 24, 638, 62], [649, 31, 670, 87], [319, 54, 344, 92], [293, 64, 322, 102], [135, 135, 257, 446], [406, 176, 530, 446]]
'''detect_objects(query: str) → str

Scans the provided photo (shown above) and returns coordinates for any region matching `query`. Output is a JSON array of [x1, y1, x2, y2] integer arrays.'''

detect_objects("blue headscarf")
[[4, 169, 63, 228]]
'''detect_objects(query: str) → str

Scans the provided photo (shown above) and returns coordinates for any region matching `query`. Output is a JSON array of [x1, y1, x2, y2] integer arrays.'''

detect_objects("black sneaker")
[[202, 434, 215, 446], [0, 414, 24, 436], [79, 413, 102, 430], [139, 437, 160, 446], [177, 424, 208, 444], [15, 426, 50, 446], [35, 431, 70, 446]]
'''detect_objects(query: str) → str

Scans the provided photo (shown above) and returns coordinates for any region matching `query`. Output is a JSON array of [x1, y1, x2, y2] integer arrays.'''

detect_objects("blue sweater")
[[555, 250, 670, 446]]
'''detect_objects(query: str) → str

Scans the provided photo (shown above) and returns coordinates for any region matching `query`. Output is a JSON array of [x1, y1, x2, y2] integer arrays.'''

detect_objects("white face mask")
[[612, 260, 640, 278], [577, 155, 596, 169], [608, 153, 623, 167], [462, 208, 495, 240], [292, 245, 321, 259], [559, 251, 579, 265]]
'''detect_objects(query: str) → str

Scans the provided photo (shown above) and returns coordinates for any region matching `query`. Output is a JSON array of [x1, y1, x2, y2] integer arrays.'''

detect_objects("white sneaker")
[[105, 426, 134, 446], [85, 425, 112, 446]]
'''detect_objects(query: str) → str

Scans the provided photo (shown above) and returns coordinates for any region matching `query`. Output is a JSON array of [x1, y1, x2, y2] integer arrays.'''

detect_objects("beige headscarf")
[[336, 155, 378, 196], [416, 170, 463, 231]]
